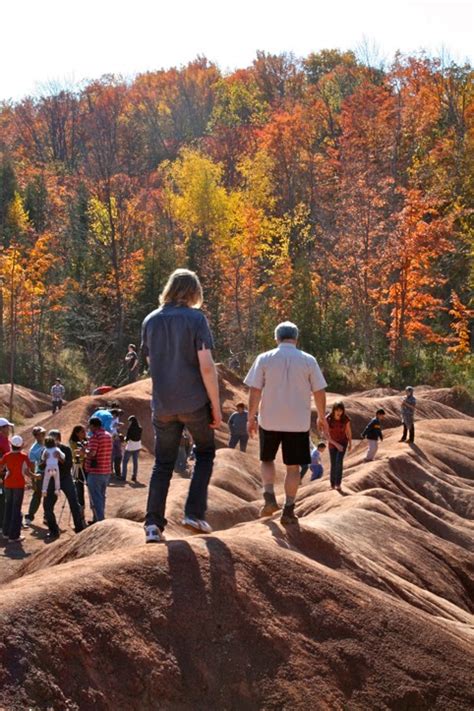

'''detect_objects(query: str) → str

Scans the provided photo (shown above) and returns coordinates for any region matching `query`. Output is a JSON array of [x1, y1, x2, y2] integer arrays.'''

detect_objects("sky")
[[1, 0, 473, 101]]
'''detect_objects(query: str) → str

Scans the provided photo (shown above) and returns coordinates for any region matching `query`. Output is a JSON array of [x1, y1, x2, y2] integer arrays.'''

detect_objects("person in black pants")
[[43, 429, 86, 539]]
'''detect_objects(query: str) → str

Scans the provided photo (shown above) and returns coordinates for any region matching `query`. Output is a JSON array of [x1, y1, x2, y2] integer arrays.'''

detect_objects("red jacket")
[[86, 429, 113, 474]]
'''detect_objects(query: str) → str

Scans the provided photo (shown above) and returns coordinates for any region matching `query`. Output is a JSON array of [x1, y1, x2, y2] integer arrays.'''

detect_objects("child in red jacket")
[[0, 435, 34, 542]]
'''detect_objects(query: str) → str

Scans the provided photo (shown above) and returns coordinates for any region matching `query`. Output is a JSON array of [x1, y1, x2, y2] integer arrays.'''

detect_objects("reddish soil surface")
[[0, 371, 473, 710]]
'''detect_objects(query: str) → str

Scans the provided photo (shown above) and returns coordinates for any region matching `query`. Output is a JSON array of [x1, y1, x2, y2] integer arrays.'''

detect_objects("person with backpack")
[[0, 435, 34, 543]]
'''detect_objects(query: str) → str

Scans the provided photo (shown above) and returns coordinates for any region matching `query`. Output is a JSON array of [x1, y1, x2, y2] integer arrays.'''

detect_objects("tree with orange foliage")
[[448, 291, 472, 360], [382, 190, 454, 367]]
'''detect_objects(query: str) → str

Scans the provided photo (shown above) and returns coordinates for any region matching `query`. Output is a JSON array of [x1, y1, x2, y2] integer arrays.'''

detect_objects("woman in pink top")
[[326, 402, 352, 491]]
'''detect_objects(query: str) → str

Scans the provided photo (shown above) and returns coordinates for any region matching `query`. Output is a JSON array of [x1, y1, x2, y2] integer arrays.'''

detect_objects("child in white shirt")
[[41, 436, 65, 495]]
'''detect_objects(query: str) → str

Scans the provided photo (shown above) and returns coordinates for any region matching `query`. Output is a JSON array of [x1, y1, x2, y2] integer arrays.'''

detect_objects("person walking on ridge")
[[125, 344, 139, 383], [50, 378, 65, 414], [228, 403, 249, 452], [399, 386, 417, 443], [361, 408, 385, 461], [245, 321, 328, 525], [326, 402, 352, 491], [142, 268, 221, 543]]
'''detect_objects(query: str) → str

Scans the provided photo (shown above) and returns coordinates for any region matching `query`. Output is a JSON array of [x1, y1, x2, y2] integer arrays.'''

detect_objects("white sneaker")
[[182, 516, 213, 534], [144, 524, 164, 543]]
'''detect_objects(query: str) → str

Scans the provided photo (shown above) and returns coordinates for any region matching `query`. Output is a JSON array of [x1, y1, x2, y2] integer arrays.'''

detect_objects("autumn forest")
[[0, 50, 472, 395]]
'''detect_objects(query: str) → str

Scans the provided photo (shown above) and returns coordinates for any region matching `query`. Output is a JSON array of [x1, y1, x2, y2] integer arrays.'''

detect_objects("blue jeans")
[[229, 433, 249, 452], [329, 445, 347, 487], [87, 474, 110, 521], [145, 404, 216, 530], [310, 464, 324, 481], [4, 488, 24, 539], [122, 450, 139, 480]]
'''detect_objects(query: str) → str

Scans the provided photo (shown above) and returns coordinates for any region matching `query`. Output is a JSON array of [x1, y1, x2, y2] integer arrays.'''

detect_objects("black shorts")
[[259, 428, 311, 466]]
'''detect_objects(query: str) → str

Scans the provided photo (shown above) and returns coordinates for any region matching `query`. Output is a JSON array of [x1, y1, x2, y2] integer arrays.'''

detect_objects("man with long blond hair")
[[141, 268, 222, 542]]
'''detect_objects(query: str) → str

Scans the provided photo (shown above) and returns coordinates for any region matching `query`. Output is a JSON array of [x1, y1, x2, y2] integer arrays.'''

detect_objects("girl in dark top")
[[326, 401, 352, 491], [122, 415, 142, 482]]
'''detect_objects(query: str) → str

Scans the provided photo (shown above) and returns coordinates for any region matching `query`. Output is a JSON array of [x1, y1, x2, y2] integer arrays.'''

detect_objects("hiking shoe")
[[45, 531, 60, 540], [260, 501, 280, 517], [259, 492, 280, 517], [8, 536, 25, 543], [280, 504, 299, 526], [145, 524, 164, 543], [182, 516, 213, 534]]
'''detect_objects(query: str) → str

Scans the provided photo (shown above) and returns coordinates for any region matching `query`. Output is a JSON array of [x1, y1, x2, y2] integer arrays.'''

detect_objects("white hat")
[[11, 435, 23, 447], [0, 417, 13, 427]]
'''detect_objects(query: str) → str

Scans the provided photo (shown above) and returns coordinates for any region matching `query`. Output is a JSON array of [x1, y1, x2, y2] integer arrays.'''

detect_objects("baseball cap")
[[0, 417, 14, 427], [11, 435, 24, 447], [405, 385, 414, 391], [32, 426, 46, 435]]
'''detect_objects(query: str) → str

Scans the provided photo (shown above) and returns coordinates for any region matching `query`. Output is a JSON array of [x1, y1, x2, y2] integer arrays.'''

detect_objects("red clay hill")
[[0, 369, 473, 710]]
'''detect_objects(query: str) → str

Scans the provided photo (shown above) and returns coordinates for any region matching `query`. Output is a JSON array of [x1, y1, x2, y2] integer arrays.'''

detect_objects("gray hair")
[[274, 321, 299, 342]]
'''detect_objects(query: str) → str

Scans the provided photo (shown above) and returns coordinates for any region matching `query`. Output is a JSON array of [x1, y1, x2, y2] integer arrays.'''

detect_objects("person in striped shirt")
[[86, 417, 113, 522]]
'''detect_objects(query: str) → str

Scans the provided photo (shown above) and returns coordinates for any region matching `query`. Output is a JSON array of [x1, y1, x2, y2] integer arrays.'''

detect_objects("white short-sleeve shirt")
[[244, 343, 327, 432]]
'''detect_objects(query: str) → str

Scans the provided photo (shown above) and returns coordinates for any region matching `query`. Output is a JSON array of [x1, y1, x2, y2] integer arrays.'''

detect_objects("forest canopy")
[[0, 50, 472, 395]]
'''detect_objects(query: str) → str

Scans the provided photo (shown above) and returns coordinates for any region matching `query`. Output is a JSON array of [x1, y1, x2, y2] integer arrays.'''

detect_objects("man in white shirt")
[[245, 321, 328, 525]]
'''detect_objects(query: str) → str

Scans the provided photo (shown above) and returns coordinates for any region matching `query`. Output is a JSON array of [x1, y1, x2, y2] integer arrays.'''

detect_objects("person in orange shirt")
[[0, 435, 34, 543]]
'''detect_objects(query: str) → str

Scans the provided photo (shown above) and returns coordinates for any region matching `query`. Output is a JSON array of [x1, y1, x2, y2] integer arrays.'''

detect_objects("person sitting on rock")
[[309, 442, 326, 480], [400, 387, 417, 443], [362, 409, 385, 461]]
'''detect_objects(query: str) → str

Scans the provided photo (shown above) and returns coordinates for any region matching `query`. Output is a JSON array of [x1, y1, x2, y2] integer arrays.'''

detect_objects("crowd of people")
[[1, 268, 418, 546], [0, 403, 144, 543]]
